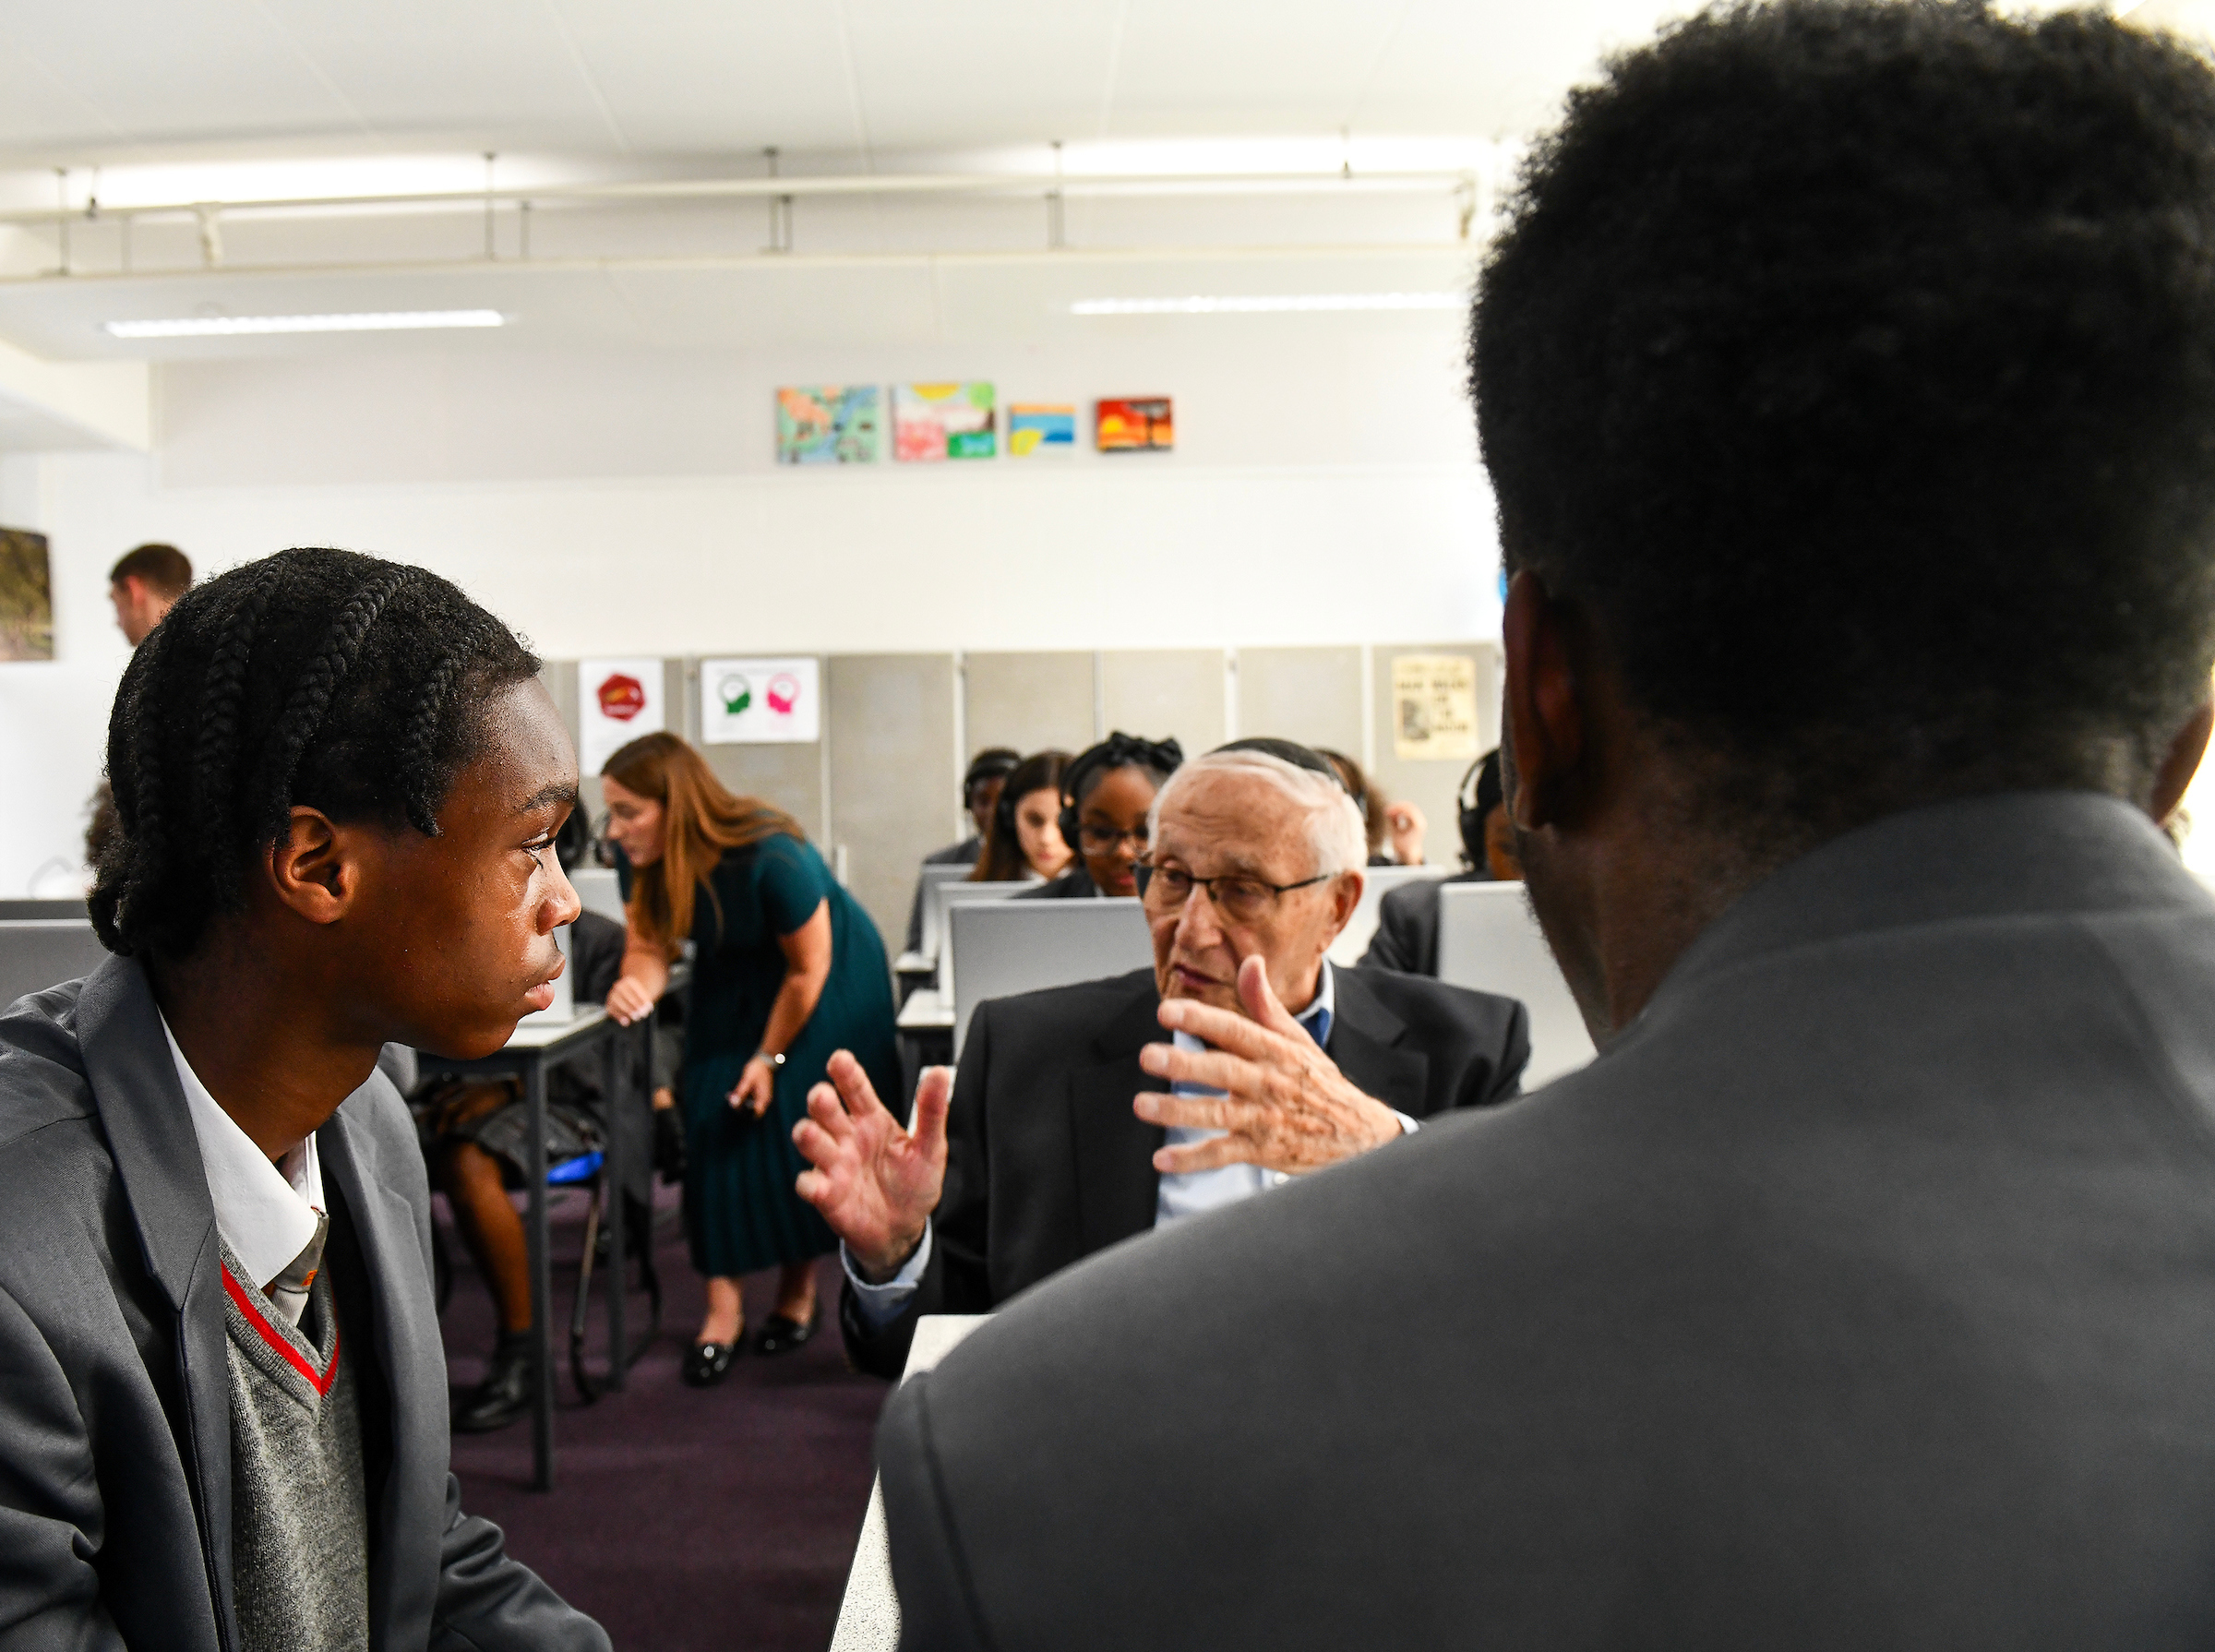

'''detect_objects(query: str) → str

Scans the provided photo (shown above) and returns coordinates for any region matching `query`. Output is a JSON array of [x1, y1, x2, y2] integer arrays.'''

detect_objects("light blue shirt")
[[845, 961, 1410, 1323]]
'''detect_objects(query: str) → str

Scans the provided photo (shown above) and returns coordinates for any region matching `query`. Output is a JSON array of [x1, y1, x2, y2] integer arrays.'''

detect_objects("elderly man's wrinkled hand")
[[1134, 955, 1405, 1175], [793, 1052, 950, 1281]]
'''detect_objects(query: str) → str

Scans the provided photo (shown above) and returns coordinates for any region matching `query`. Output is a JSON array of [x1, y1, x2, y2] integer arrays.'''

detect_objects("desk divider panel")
[[1098, 649, 1227, 752], [1233, 646, 1366, 755], [828, 653, 960, 958], [963, 652, 1096, 758], [1369, 641, 1503, 873]]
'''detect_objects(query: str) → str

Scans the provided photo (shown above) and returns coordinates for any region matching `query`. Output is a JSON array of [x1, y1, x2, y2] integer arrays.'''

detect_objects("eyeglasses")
[[1134, 860, 1335, 925], [1076, 822, 1150, 854]]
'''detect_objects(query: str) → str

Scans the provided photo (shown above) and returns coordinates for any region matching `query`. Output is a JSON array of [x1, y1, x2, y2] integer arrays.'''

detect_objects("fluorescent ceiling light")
[[1071, 293, 1462, 316], [103, 309, 504, 339]]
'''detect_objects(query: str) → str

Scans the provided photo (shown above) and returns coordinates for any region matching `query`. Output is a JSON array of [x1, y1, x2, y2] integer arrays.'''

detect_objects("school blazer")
[[0, 955, 607, 1652]]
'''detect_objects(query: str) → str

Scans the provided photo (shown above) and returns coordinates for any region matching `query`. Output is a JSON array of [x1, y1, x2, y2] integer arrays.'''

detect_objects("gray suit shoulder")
[[0, 978, 102, 1163]]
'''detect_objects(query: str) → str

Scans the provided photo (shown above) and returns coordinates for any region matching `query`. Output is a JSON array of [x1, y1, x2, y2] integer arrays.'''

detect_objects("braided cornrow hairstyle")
[[91, 547, 542, 960]]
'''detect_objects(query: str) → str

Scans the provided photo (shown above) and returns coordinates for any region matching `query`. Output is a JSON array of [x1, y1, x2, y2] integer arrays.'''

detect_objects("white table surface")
[[894, 950, 934, 976], [496, 1004, 613, 1049], [830, 1314, 989, 1652], [895, 988, 954, 1031]]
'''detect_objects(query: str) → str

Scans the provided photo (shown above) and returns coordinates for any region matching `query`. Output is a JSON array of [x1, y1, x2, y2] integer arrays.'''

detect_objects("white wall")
[[0, 312, 1503, 893]]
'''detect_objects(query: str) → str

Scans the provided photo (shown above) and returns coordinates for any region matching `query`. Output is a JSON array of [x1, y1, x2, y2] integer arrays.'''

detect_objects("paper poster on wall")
[[1391, 653, 1480, 761], [893, 382, 997, 461], [1096, 396, 1173, 452], [702, 657, 820, 744], [776, 385, 881, 464], [1007, 403, 1076, 457], [580, 657, 664, 772], [0, 529, 54, 662]]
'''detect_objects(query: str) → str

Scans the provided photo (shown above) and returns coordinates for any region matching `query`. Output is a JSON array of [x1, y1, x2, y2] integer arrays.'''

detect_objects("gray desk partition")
[[570, 868, 626, 927], [1435, 882, 1595, 1087], [932, 880, 1032, 997], [1330, 864, 1453, 967], [0, 920, 112, 1013], [0, 899, 88, 921], [950, 899, 1154, 1057], [914, 863, 978, 964]]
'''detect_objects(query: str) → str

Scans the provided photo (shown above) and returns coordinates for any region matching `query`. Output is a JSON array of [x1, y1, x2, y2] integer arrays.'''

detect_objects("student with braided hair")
[[1016, 731, 1183, 901], [0, 546, 607, 1650]]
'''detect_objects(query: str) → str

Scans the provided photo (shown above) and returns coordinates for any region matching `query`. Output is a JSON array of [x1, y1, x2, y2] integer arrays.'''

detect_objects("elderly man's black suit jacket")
[[838, 964, 1529, 1377], [879, 794, 2215, 1650]]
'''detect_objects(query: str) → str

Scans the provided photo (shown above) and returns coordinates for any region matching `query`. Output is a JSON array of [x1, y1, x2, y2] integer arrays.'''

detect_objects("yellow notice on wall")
[[1392, 653, 1480, 761]]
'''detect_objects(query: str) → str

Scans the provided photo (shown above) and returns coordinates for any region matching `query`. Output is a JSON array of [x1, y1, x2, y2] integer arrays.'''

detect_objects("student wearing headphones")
[[1018, 733, 1184, 900], [1359, 747, 1521, 977], [903, 748, 1021, 954], [969, 749, 1073, 885]]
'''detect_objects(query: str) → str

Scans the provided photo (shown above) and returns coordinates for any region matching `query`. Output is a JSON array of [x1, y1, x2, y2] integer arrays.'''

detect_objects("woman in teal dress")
[[599, 731, 899, 1386]]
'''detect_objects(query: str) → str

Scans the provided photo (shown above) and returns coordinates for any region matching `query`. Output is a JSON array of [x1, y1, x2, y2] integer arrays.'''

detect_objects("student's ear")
[[2150, 698, 2214, 825], [265, 806, 361, 926], [1500, 569, 1586, 832]]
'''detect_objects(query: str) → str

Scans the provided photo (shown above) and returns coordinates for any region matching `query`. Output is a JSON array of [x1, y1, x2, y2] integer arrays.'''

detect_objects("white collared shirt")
[[162, 1013, 326, 1325], [844, 961, 1414, 1323]]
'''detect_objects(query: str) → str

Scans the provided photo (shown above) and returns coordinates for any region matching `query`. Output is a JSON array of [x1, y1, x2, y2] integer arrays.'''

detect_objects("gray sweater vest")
[[219, 1239, 370, 1652]]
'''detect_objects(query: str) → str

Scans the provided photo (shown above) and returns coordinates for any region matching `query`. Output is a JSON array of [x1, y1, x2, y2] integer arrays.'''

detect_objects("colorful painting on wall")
[[893, 382, 997, 461], [0, 529, 54, 662], [1007, 403, 1076, 458], [1096, 397, 1174, 453], [776, 385, 881, 464]]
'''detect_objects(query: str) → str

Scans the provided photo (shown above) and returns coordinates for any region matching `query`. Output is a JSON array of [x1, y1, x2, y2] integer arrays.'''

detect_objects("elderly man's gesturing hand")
[[1134, 956, 1405, 1175], [793, 1051, 950, 1282]]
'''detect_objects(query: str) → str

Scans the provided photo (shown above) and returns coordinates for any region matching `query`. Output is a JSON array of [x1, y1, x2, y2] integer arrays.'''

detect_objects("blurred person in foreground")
[[868, 6, 2215, 1646], [796, 741, 1528, 1379]]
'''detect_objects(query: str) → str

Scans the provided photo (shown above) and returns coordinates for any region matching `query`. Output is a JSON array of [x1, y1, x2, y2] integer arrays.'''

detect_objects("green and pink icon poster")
[[701, 656, 820, 744], [892, 382, 996, 461]]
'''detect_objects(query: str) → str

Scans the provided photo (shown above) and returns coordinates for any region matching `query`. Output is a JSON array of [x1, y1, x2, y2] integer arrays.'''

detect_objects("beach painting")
[[1008, 403, 1077, 458]]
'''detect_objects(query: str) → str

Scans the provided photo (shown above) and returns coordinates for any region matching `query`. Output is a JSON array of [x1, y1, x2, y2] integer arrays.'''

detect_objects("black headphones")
[[1060, 732, 1185, 855], [963, 748, 1021, 811], [1457, 748, 1505, 869]]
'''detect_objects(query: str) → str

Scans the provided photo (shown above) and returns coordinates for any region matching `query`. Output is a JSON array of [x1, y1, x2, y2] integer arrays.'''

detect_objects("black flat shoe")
[[755, 1308, 820, 1357], [682, 1338, 740, 1387], [454, 1337, 534, 1432]]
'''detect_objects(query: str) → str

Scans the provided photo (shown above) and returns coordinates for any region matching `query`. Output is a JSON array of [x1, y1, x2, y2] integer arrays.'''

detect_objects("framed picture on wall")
[[893, 382, 997, 461], [702, 656, 820, 743], [776, 385, 882, 464], [1007, 402, 1076, 457], [580, 657, 664, 772], [0, 528, 54, 662], [1096, 397, 1173, 452]]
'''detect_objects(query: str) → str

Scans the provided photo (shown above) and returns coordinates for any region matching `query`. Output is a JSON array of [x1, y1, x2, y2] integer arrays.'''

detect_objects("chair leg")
[[624, 1191, 663, 1365], [569, 1185, 604, 1404]]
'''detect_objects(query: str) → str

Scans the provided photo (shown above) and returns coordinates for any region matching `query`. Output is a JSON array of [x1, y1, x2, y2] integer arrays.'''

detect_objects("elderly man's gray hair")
[[1147, 748, 1368, 879]]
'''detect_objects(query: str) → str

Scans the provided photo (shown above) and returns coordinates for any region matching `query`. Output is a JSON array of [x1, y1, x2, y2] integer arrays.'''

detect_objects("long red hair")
[[602, 731, 804, 950]]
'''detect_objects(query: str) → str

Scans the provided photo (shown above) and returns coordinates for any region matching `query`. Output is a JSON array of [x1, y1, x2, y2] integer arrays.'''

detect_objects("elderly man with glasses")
[[795, 739, 1531, 1378]]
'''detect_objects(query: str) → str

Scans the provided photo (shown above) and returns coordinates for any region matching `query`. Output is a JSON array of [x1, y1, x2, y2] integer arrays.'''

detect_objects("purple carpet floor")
[[437, 1182, 889, 1651]]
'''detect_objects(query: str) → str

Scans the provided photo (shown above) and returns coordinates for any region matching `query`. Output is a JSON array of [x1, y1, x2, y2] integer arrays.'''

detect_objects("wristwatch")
[[750, 1050, 786, 1071]]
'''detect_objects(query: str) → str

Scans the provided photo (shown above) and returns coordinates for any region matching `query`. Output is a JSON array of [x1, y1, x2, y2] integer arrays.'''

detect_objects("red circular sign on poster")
[[597, 673, 646, 722]]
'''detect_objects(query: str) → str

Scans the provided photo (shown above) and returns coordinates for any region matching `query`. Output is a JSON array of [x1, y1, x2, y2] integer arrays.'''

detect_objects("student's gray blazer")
[[0, 955, 608, 1652], [879, 792, 2215, 1649]]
